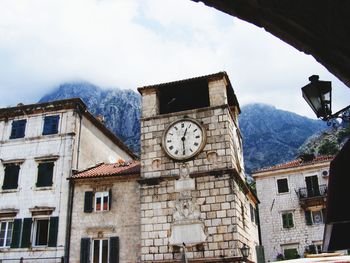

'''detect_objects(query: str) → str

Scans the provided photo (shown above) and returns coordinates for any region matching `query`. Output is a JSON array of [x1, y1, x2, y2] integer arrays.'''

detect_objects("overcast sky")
[[0, 0, 348, 118]]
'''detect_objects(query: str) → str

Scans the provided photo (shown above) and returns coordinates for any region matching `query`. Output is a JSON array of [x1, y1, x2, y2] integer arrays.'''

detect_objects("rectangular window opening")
[[36, 162, 54, 187], [277, 178, 289, 193], [0, 221, 13, 247], [282, 212, 294, 229], [34, 219, 49, 246], [93, 239, 108, 263], [43, 115, 60, 135], [95, 192, 109, 212], [158, 80, 210, 114], [10, 120, 26, 139], [2, 164, 20, 190]]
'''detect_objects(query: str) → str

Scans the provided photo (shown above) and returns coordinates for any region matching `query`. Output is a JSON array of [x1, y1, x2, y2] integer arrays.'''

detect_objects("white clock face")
[[163, 119, 206, 160]]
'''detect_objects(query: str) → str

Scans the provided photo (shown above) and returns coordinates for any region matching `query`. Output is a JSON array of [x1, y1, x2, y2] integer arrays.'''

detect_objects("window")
[[10, 120, 26, 139], [30, 217, 58, 247], [84, 191, 112, 213], [95, 192, 109, 212], [80, 237, 119, 263], [282, 212, 294, 229], [277, 178, 289, 193], [284, 248, 299, 260], [33, 218, 49, 246], [0, 221, 13, 247], [2, 163, 20, 190], [93, 239, 108, 263], [42, 115, 59, 135], [36, 162, 54, 187], [305, 209, 326, 225]]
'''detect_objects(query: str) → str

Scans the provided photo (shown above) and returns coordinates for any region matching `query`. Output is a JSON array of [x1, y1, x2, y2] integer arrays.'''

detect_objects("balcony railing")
[[297, 184, 327, 199]]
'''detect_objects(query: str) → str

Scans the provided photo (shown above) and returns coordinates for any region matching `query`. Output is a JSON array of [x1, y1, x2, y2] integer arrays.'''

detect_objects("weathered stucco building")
[[138, 72, 259, 262], [253, 155, 332, 262], [0, 99, 135, 262]]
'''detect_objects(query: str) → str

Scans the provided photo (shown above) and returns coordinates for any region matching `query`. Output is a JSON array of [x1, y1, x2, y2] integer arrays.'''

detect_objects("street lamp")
[[240, 243, 250, 262], [301, 75, 332, 120], [301, 75, 350, 124]]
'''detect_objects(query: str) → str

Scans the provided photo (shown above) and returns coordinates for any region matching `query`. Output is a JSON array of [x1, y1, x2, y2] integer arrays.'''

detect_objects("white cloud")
[[0, 0, 348, 118]]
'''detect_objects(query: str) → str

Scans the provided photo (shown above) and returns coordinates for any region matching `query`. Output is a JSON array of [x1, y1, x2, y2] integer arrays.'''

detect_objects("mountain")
[[39, 84, 327, 174], [239, 104, 326, 174], [39, 82, 141, 153], [298, 125, 350, 156]]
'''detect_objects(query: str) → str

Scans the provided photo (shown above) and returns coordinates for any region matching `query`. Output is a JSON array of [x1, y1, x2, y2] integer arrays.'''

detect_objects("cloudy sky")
[[0, 0, 348, 118]]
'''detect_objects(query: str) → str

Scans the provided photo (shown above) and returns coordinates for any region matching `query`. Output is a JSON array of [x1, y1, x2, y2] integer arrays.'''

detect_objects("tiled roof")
[[253, 155, 334, 174], [72, 161, 140, 179]]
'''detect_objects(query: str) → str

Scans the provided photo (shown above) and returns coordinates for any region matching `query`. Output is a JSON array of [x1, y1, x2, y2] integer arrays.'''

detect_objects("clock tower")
[[138, 72, 259, 262]]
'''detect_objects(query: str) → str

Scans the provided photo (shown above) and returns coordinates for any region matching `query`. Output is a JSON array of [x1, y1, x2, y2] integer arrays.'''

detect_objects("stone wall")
[[69, 178, 141, 263], [255, 164, 329, 261], [140, 174, 259, 262], [140, 106, 242, 179]]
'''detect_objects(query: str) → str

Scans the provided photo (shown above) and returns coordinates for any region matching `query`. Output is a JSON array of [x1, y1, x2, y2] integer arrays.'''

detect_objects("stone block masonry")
[[140, 173, 259, 262]]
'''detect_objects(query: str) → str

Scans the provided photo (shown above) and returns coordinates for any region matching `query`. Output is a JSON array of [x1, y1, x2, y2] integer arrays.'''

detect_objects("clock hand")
[[183, 128, 188, 137]]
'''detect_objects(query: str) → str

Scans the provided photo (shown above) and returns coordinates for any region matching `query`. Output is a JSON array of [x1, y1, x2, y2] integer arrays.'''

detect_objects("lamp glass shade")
[[302, 79, 332, 118], [240, 244, 250, 258]]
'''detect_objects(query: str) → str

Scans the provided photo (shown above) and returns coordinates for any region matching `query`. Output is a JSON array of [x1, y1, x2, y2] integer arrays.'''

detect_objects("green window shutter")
[[48, 216, 59, 247], [84, 191, 93, 213], [80, 238, 91, 263], [10, 219, 22, 248], [109, 189, 112, 211], [36, 162, 54, 187], [282, 214, 288, 228], [21, 218, 32, 248], [305, 210, 313, 225], [2, 164, 20, 190], [288, 213, 294, 227], [109, 236, 119, 263], [283, 213, 293, 228]]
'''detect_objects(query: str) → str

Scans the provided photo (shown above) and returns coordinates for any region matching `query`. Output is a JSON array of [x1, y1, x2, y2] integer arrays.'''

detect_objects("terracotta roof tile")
[[72, 161, 140, 179], [254, 155, 334, 174]]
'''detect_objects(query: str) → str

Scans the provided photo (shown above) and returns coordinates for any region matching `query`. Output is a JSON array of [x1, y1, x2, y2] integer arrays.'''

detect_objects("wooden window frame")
[[0, 220, 13, 248], [94, 192, 109, 212]]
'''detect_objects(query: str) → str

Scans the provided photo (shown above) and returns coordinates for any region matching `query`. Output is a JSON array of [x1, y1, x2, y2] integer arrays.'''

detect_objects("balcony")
[[297, 184, 327, 209]]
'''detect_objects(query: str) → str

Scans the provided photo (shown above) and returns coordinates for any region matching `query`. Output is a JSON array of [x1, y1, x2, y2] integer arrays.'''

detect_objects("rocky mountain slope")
[[39, 82, 141, 153], [239, 104, 326, 174], [39, 83, 327, 174]]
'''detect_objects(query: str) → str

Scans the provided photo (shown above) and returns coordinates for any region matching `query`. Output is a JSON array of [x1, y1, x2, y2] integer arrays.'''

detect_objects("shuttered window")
[[2, 164, 20, 190], [109, 236, 119, 263], [95, 192, 109, 212], [36, 162, 54, 187], [81, 238, 91, 263], [305, 209, 325, 226], [48, 217, 59, 247], [21, 218, 32, 248], [93, 239, 108, 263], [43, 115, 59, 135], [34, 219, 49, 246], [84, 191, 94, 213], [282, 212, 294, 229], [10, 219, 22, 248], [0, 221, 13, 247], [277, 178, 289, 193], [10, 120, 26, 139]]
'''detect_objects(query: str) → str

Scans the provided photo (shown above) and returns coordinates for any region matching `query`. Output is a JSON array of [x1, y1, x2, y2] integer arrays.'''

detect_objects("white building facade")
[[0, 99, 135, 262], [253, 155, 332, 262]]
